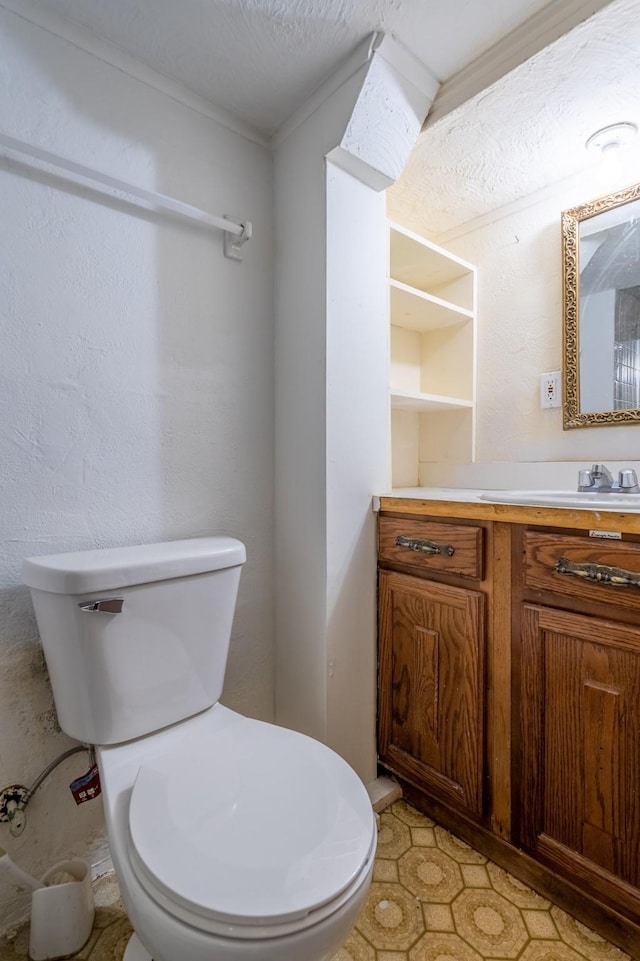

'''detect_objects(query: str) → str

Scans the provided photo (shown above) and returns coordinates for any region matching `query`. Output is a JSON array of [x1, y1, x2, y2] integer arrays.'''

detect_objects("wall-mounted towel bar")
[[0, 130, 252, 261]]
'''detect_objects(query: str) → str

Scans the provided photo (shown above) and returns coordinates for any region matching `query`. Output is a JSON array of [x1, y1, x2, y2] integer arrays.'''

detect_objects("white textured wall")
[[0, 8, 273, 933], [419, 166, 640, 488], [325, 163, 388, 779], [273, 67, 368, 754], [274, 42, 433, 782]]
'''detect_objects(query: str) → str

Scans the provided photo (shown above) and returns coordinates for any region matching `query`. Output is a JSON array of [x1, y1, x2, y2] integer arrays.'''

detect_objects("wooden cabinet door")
[[518, 604, 640, 924], [378, 570, 485, 816]]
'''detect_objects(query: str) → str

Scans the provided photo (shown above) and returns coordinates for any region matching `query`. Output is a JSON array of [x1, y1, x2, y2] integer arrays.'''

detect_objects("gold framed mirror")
[[562, 181, 640, 429]]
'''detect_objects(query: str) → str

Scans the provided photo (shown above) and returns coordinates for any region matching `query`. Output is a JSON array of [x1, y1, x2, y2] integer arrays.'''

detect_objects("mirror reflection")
[[562, 182, 640, 429], [581, 197, 640, 411]]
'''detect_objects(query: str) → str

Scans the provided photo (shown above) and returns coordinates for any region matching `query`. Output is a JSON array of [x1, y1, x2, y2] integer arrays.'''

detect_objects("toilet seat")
[[127, 715, 376, 939]]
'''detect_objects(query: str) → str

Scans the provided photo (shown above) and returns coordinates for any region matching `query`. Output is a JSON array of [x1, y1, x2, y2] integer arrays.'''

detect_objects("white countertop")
[[374, 487, 640, 516], [384, 487, 484, 500], [373, 488, 484, 510]]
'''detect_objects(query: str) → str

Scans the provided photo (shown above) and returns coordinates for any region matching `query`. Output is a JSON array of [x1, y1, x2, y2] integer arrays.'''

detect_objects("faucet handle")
[[577, 468, 593, 491], [619, 469, 639, 491]]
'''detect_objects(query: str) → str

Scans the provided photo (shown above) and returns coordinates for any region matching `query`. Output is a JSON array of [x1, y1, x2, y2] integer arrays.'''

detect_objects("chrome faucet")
[[577, 464, 640, 493]]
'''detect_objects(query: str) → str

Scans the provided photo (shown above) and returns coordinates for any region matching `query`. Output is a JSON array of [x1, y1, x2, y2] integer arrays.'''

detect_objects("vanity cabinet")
[[514, 527, 640, 930], [377, 498, 640, 956], [377, 514, 486, 818], [389, 224, 476, 487]]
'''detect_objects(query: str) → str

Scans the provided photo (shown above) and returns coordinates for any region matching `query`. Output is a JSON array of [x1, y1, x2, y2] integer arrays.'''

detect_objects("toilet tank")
[[23, 537, 246, 745]]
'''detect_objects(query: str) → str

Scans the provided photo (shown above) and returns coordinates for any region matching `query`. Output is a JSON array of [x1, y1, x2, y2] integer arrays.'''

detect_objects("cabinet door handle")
[[555, 557, 640, 588], [395, 535, 455, 557]]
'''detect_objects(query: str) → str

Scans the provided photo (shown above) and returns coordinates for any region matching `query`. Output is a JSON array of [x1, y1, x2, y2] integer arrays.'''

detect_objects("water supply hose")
[[1, 744, 93, 836], [23, 745, 89, 804]]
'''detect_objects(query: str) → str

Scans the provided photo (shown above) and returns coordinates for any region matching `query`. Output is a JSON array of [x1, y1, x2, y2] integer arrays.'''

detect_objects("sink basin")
[[479, 489, 640, 510]]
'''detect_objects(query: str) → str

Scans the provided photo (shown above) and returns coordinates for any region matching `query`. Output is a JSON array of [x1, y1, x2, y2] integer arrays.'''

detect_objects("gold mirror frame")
[[562, 181, 640, 429]]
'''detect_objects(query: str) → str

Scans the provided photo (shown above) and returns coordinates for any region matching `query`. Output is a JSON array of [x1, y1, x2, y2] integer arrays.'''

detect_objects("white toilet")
[[23, 537, 376, 961]]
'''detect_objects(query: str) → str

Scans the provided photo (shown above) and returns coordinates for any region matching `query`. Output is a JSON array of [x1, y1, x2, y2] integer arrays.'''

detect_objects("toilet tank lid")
[[23, 537, 246, 594]]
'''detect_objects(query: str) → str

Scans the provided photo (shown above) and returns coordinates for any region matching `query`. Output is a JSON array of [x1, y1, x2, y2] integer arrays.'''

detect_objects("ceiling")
[[388, 0, 640, 236], [36, 0, 561, 135], [24, 0, 634, 236]]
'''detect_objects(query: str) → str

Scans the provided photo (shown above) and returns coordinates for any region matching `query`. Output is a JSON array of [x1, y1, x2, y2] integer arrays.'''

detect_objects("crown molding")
[[427, 0, 614, 127], [0, 0, 269, 148]]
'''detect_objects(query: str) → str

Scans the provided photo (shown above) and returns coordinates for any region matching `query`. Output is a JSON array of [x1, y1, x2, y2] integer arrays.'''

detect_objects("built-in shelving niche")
[[389, 222, 477, 487]]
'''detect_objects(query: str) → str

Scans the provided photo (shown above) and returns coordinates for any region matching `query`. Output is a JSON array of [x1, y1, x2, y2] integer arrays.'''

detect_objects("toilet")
[[23, 537, 376, 961]]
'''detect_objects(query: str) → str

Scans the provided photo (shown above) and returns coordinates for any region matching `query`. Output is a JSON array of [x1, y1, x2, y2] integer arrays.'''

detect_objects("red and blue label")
[[69, 764, 102, 805]]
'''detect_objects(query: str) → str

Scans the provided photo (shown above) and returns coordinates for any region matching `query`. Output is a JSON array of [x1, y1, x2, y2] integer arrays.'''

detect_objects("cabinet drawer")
[[523, 531, 640, 614], [379, 515, 483, 579]]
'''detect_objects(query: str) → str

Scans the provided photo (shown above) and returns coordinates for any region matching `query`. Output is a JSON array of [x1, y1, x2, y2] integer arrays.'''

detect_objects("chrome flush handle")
[[78, 598, 124, 614]]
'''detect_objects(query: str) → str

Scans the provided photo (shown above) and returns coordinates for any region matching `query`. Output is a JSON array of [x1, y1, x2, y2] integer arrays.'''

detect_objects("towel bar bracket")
[[224, 216, 253, 261]]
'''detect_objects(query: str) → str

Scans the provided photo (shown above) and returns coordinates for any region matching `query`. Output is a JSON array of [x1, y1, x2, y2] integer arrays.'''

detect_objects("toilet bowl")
[[23, 537, 376, 961], [99, 703, 376, 961]]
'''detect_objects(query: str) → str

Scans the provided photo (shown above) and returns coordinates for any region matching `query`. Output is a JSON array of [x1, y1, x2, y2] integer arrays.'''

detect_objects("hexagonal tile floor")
[[0, 801, 631, 961]]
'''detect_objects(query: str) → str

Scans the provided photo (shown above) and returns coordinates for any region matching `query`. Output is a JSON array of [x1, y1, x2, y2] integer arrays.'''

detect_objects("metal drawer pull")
[[555, 557, 640, 588], [78, 598, 124, 614], [395, 535, 455, 557]]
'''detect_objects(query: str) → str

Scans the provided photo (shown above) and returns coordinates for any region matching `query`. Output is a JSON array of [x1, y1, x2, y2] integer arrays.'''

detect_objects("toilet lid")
[[128, 717, 374, 928]]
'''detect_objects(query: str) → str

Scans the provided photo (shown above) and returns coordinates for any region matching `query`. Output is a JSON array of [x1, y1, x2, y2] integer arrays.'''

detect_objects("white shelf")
[[390, 280, 472, 332], [390, 390, 473, 412], [390, 222, 474, 308]]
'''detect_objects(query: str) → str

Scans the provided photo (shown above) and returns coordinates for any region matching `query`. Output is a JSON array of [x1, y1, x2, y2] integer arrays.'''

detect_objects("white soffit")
[[388, 0, 640, 237]]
